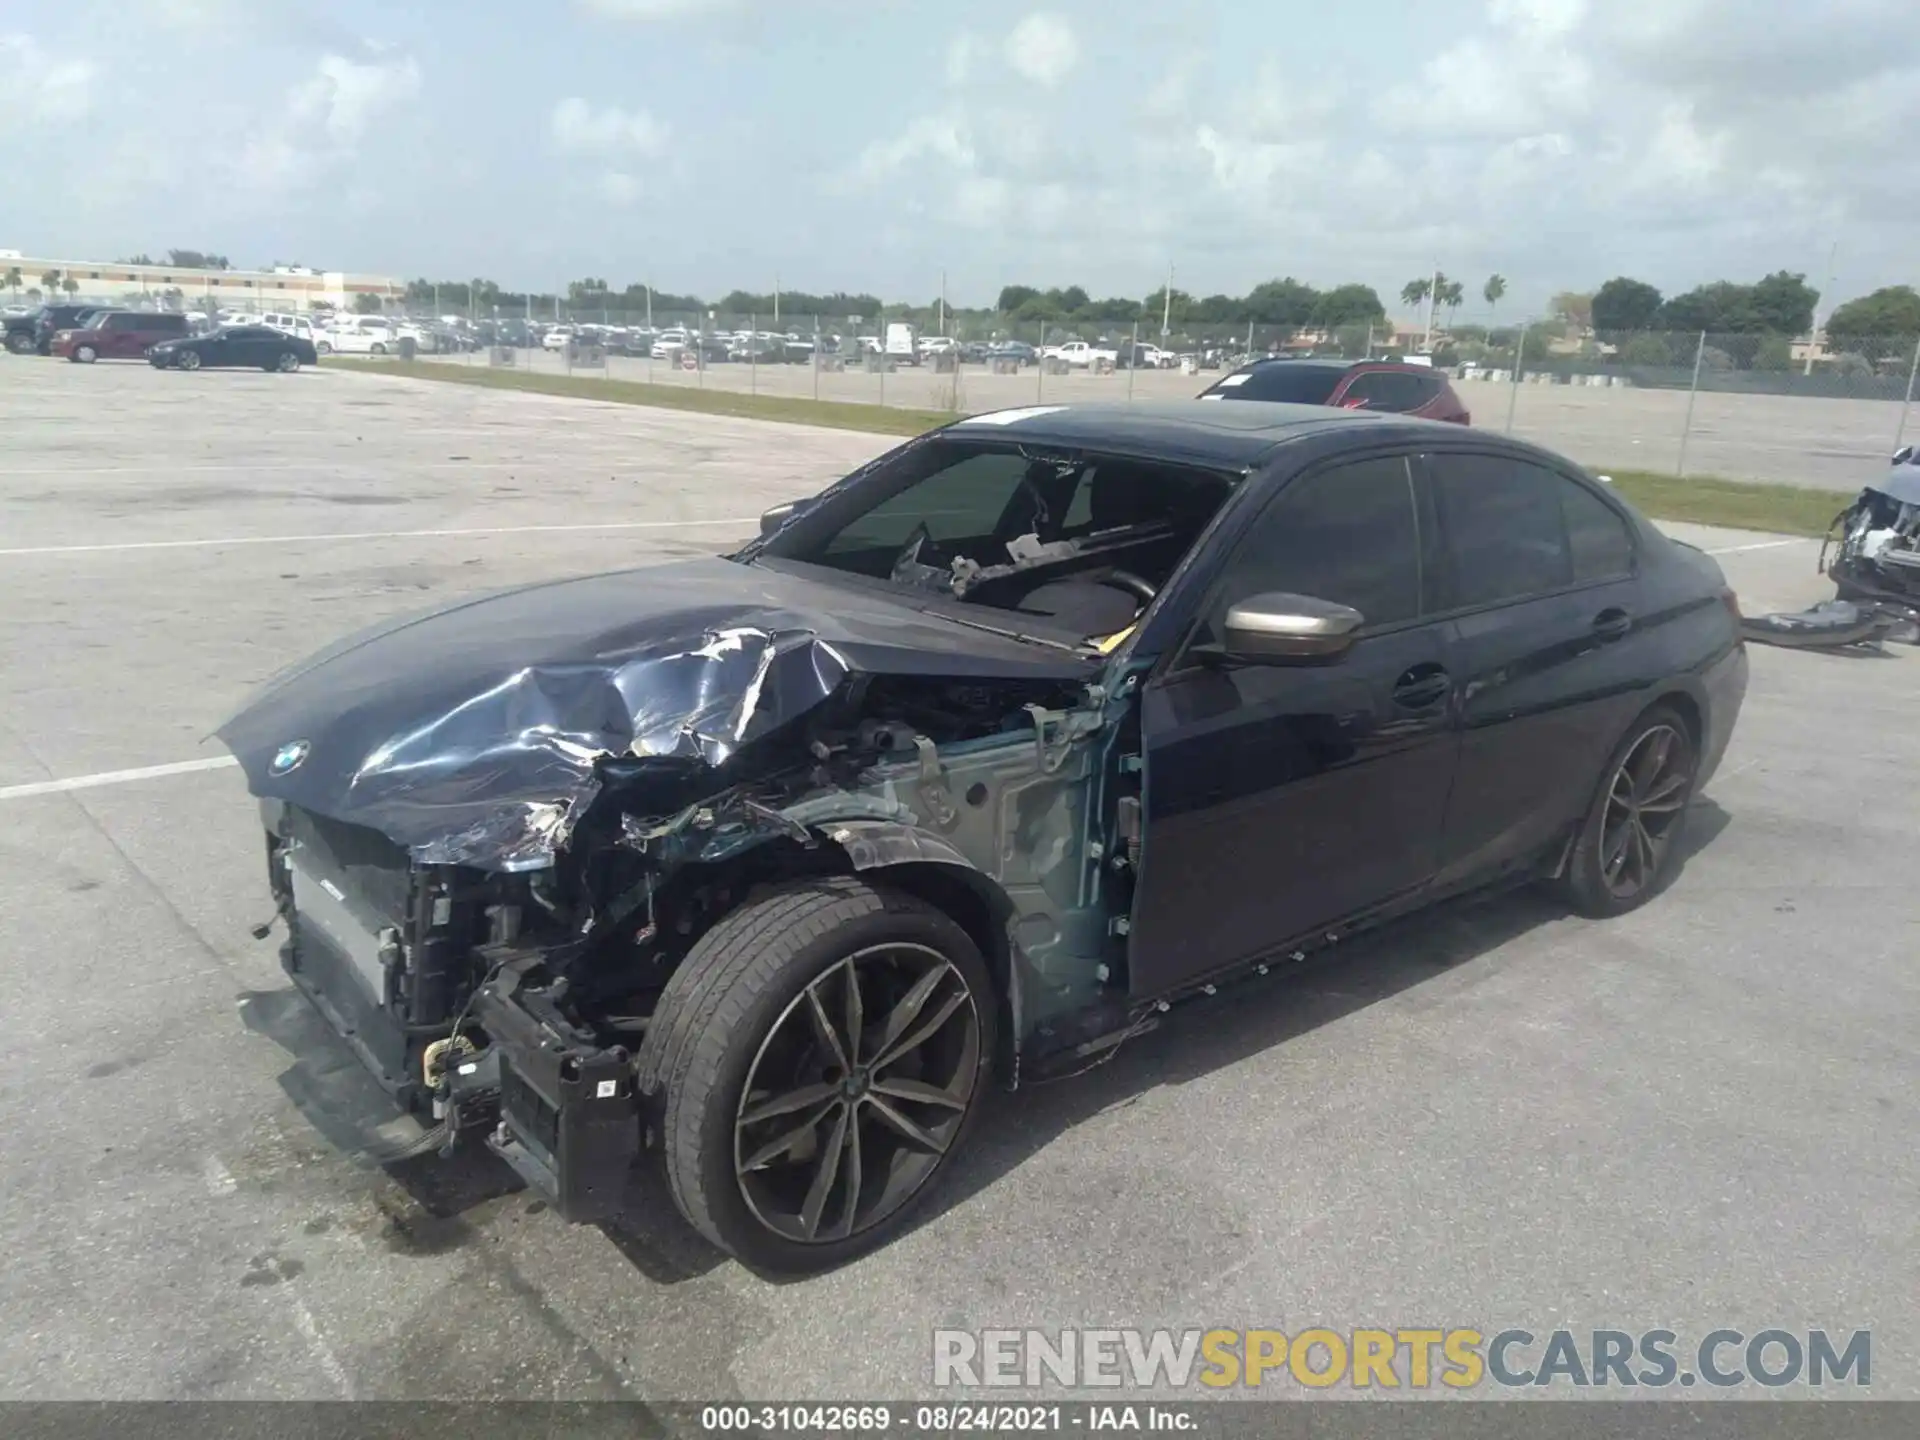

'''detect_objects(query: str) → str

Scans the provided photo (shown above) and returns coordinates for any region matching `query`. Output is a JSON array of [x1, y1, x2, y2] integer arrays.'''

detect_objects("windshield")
[[749, 437, 1236, 646], [1204, 364, 1344, 404]]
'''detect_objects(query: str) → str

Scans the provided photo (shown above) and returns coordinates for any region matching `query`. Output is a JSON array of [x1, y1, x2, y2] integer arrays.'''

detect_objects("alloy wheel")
[[1600, 724, 1691, 899], [733, 942, 981, 1246], [276, 352, 300, 372], [179, 351, 201, 371]]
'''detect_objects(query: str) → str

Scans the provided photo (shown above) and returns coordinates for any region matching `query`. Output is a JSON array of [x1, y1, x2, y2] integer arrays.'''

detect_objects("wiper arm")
[[917, 604, 1084, 653]]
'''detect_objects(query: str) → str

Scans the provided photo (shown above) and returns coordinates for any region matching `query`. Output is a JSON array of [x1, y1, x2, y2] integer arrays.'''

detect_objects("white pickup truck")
[[1040, 339, 1119, 368]]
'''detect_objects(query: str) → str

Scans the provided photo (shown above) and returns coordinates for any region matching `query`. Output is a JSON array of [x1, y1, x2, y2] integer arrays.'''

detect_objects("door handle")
[[1391, 665, 1451, 710], [1591, 608, 1633, 642]]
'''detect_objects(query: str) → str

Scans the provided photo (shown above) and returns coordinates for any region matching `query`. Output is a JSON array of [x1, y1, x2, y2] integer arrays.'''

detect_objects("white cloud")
[[0, 34, 97, 129], [551, 97, 669, 156], [290, 52, 421, 143], [599, 171, 642, 206], [946, 33, 981, 86], [576, 0, 743, 18], [853, 114, 975, 182], [236, 49, 421, 192], [1005, 13, 1078, 88]]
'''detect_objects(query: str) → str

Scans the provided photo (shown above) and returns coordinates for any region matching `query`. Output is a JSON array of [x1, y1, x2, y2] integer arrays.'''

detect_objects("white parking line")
[[1704, 539, 1810, 555], [0, 756, 239, 802], [0, 515, 759, 558]]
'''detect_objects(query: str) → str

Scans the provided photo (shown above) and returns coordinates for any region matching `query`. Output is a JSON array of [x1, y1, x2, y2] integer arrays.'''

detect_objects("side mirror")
[[759, 498, 812, 536], [1221, 592, 1364, 662], [1894, 446, 1915, 467]]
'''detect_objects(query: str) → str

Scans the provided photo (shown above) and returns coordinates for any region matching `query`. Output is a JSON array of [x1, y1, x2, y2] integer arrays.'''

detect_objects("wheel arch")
[[816, 819, 1026, 1082]]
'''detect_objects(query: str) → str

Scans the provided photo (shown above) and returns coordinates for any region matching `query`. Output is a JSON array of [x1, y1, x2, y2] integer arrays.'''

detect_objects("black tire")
[[274, 351, 301, 372], [637, 876, 996, 1273], [5, 332, 32, 355], [370, 342, 386, 355], [316, 340, 332, 356], [1554, 704, 1698, 918], [74, 343, 97, 364], [177, 350, 201, 371]]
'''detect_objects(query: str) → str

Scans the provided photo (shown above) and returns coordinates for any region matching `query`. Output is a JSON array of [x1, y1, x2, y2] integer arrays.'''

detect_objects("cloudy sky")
[[3, 0, 1916, 316]]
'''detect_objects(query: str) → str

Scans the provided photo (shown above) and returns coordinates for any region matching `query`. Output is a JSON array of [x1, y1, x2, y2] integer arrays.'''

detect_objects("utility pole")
[[1423, 263, 1438, 351], [1805, 238, 1839, 376], [939, 269, 947, 336], [1161, 263, 1174, 340], [773, 273, 780, 327]]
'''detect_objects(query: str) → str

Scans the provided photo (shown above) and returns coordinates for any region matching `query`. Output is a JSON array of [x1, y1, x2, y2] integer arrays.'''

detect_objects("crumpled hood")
[[218, 556, 1092, 870]]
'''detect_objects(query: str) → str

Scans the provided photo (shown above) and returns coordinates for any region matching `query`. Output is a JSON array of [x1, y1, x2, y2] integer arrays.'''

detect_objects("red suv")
[[51, 310, 190, 363], [1198, 357, 1471, 423]]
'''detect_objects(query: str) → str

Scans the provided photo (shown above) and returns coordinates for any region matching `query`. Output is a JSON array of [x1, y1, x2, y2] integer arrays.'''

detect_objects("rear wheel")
[[5, 332, 32, 355], [271, 351, 301, 372], [316, 340, 332, 356], [177, 350, 202, 371], [74, 344, 97, 364], [369, 342, 387, 355], [1555, 705, 1698, 918], [638, 877, 995, 1273]]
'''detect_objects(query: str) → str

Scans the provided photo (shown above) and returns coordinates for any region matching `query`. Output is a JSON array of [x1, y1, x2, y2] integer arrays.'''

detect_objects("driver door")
[[1126, 449, 1460, 997]]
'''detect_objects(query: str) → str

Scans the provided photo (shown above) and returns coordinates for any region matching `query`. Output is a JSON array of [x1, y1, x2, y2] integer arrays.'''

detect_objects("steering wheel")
[[1100, 568, 1158, 604]]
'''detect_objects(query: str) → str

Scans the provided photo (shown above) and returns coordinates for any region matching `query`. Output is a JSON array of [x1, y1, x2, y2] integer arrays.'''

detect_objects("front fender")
[[817, 817, 1037, 1086]]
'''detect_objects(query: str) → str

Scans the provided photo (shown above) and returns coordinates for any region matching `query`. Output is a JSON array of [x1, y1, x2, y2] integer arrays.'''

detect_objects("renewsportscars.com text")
[[932, 1327, 1871, 1391]]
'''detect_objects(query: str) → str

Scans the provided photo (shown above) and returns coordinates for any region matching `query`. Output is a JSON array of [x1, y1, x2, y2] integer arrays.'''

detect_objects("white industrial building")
[[0, 250, 404, 312]]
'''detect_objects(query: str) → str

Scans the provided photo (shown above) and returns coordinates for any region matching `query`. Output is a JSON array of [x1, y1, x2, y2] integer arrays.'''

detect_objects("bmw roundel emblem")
[[269, 740, 311, 776]]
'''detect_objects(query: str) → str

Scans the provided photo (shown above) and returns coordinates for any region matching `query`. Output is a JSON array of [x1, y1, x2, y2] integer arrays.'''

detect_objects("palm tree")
[[1483, 274, 1507, 327], [41, 269, 61, 296], [1436, 277, 1465, 331], [1400, 278, 1432, 313], [62, 277, 79, 298], [4, 267, 19, 300]]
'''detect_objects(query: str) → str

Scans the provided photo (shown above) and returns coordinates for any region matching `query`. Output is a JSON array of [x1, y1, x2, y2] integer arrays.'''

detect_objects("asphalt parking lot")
[[2, 358, 1915, 1403]]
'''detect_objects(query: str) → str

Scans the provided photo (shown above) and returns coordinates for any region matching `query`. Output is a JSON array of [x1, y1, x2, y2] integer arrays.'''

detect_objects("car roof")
[[1236, 356, 1439, 376], [940, 399, 1404, 467]]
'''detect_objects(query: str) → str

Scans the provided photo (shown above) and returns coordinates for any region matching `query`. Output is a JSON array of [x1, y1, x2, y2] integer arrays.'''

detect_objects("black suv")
[[5, 304, 102, 356]]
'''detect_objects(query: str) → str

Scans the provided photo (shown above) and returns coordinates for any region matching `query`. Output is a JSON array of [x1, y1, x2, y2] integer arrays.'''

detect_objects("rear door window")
[[1429, 453, 1581, 607], [1341, 370, 1430, 412]]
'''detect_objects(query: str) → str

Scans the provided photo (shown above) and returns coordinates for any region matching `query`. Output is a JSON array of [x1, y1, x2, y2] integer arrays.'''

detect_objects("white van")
[[252, 312, 318, 342]]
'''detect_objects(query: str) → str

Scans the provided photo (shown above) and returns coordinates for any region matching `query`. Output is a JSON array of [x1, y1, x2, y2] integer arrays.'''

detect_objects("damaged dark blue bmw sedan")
[[220, 400, 1748, 1272]]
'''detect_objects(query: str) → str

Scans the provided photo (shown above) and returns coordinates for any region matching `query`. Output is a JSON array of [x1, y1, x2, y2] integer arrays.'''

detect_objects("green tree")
[[1483, 273, 1507, 325], [996, 284, 1041, 313], [1619, 333, 1682, 366], [61, 277, 78, 298], [3, 266, 19, 299], [167, 250, 231, 270], [1750, 271, 1819, 336], [1825, 286, 1920, 363], [1312, 284, 1386, 328], [1400, 277, 1432, 311], [41, 269, 60, 294], [1551, 291, 1593, 330], [1659, 281, 1760, 335], [1591, 276, 1664, 333], [1245, 277, 1319, 327], [353, 292, 384, 315], [1752, 335, 1794, 371], [1435, 276, 1465, 329]]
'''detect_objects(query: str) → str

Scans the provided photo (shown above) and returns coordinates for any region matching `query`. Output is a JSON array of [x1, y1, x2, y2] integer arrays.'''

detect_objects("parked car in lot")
[[6, 303, 101, 355], [315, 320, 396, 356], [1042, 339, 1120, 369], [1200, 357, 1472, 423], [149, 325, 317, 372], [52, 310, 190, 362], [220, 399, 1746, 1274], [985, 340, 1037, 365]]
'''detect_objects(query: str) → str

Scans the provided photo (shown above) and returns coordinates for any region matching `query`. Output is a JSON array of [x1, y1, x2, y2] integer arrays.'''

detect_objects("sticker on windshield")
[[957, 406, 1067, 426], [1216, 373, 1252, 386]]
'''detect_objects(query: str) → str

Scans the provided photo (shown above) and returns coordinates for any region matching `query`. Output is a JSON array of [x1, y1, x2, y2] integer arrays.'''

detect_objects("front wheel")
[[1553, 705, 1698, 918], [74, 344, 98, 363], [638, 877, 995, 1273], [369, 342, 386, 355], [272, 351, 301, 372], [177, 350, 202, 371], [316, 341, 332, 355]]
